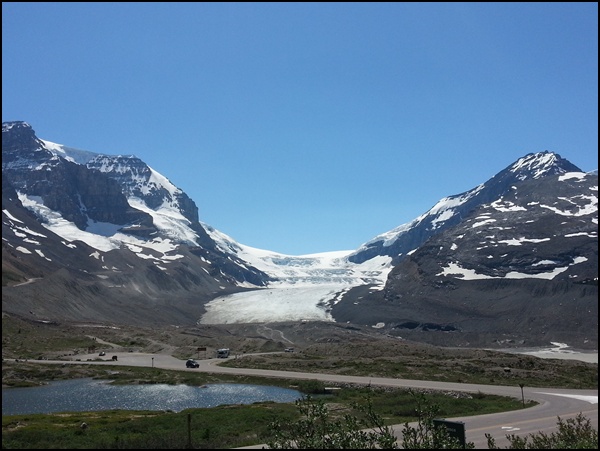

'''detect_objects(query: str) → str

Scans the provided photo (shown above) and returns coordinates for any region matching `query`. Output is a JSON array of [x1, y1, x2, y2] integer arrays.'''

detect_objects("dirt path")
[[257, 324, 295, 344], [84, 329, 178, 355], [86, 335, 119, 348]]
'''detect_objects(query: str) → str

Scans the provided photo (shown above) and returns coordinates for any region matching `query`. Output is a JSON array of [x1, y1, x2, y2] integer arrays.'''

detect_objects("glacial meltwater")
[[2, 378, 303, 416]]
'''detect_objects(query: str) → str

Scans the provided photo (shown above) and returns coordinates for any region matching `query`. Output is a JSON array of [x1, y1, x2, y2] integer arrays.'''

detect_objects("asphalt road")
[[30, 351, 598, 449]]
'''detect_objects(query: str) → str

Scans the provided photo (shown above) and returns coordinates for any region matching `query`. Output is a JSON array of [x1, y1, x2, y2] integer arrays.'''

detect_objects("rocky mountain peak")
[[2, 121, 57, 172], [348, 150, 585, 265], [2, 120, 34, 134], [508, 150, 581, 180]]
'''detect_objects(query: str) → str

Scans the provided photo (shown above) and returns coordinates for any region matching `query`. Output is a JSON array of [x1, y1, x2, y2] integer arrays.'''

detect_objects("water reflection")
[[2, 378, 303, 416]]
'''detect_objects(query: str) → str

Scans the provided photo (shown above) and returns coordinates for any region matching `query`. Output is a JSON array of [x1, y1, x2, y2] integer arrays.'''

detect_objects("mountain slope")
[[2, 121, 597, 350], [2, 121, 272, 325], [333, 171, 598, 348], [193, 150, 596, 350], [348, 151, 583, 265]]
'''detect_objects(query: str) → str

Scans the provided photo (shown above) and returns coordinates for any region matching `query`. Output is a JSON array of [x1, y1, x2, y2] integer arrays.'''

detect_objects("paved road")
[[30, 351, 598, 448]]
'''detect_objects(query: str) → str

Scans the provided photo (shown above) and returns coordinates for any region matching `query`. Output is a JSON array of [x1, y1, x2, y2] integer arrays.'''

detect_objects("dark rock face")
[[2, 122, 154, 232], [1, 121, 46, 165], [421, 173, 598, 282], [86, 155, 200, 224]]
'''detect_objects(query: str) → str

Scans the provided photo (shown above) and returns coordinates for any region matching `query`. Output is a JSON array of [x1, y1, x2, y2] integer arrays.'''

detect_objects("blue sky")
[[3, 2, 598, 255]]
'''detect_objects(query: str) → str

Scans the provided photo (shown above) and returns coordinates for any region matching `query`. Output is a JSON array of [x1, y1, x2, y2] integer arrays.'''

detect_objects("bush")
[[266, 394, 399, 449], [297, 379, 327, 394], [400, 391, 474, 449], [266, 391, 598, 449], [486, 412, 598, 449]]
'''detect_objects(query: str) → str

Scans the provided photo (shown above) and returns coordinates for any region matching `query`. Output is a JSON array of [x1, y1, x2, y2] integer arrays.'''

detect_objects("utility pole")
[[187, 413, 192, 448], [519, 383, 525, 407]]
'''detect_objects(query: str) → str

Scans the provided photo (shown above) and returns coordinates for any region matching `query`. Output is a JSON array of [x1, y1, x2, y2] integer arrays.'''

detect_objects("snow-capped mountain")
[[2, 121, 272, 325], [2, 121, 597, 349], [197, 151, 597, 349], [2, 121, 391, 325], [348, 151, 583, 265], [332, 168, 597, 348]]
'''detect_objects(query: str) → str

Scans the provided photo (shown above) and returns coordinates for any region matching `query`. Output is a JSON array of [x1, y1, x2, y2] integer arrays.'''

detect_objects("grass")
[[219, 350, 598, 389], [3, 405, 296, 449], [1, 314, 596, 448], [2, 315, 597, 387], [2, 383, 529, 449]]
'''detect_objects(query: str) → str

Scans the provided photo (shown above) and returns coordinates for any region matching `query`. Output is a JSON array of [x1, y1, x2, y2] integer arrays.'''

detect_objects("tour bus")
[[216, 348, 230, 358]]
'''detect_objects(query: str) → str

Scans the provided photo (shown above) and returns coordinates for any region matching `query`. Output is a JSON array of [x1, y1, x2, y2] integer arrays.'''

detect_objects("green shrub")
[[267, 394, 399, 449], [297, 379, 327, 394], [486, 412, 598, 449], [266, 391, 598, 450]]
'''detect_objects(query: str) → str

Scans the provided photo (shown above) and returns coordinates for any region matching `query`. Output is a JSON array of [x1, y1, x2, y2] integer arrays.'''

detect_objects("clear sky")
[[3, 2, 598, 256]]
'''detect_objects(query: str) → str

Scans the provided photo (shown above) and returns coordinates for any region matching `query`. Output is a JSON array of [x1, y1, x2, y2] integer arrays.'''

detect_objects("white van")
[[216, 348, 230, 358]]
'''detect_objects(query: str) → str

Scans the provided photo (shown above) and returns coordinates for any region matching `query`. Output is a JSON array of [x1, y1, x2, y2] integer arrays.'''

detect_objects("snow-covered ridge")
[[42, 139, 182, 199], [16, 192, 184, 258], [348, 152, 585, 264], [203, 223, 393, 287], [358, 183, 486, 252], [24, 138, 394, 293], [15, 136, 394, 288], [39, 139, 200, 246], [40, 139, 102, 165]]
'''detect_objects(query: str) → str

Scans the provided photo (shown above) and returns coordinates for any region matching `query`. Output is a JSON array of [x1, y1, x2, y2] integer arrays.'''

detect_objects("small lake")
[[2, 378, 303, 416]]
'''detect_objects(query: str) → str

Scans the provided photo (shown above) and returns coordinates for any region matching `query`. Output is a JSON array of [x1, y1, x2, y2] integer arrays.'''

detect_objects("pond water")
[[2, 378, 303, 416]]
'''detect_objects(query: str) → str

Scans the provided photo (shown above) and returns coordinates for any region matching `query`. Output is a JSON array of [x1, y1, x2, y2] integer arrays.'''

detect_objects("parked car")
[[186, 359, 200, 368], [284, 347, 294, 353], [99, 351, 106, 356]]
